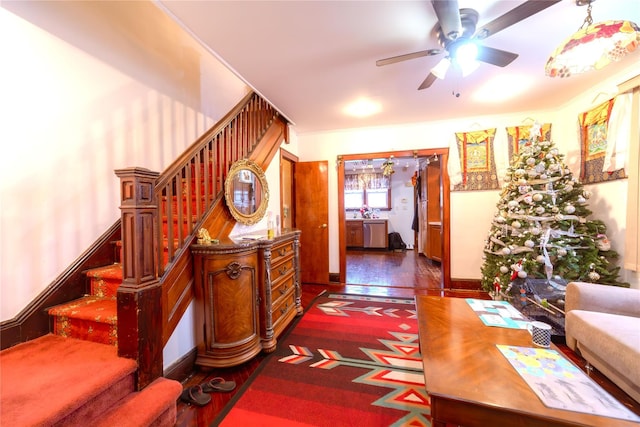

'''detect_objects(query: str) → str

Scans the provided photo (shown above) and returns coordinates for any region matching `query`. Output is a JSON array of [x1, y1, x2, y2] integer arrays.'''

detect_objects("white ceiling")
[[157, 0, 640, 134]]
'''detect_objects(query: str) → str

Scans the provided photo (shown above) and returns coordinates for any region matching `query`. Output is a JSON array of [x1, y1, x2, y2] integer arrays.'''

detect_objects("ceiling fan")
[[376, 0, 561, 90]]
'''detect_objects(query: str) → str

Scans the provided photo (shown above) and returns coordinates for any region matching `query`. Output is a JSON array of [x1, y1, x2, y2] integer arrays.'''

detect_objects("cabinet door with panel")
[[346, 220, 363, 247], [192, 246, 261, 368]]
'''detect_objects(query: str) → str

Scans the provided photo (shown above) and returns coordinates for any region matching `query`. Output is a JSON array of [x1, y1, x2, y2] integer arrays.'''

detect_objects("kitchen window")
[[344, 173, 391, 210]]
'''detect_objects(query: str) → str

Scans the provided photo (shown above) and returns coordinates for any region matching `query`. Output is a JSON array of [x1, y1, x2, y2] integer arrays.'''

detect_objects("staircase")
[[1, 91, 289, 425], [0, 334, 181, 426]]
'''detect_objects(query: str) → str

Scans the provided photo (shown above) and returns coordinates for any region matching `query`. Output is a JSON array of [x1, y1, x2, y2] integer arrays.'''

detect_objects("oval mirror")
[[224, 159, 269, 225]]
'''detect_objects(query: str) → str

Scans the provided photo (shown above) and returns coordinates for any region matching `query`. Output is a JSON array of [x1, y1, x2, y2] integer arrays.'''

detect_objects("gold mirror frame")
[[224, 159, 270, 225]]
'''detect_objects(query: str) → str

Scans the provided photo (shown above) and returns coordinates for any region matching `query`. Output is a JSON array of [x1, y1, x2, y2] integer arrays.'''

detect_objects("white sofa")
[[565, 281, 640, 402]]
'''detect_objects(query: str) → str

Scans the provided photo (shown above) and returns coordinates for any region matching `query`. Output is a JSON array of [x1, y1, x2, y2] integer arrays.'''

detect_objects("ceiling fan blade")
[[475, 0, 561, 40], [418, 73, 438, 90], [476, 46, 518, 67], [376, 49, 440, 67], [431, 0, 462, 40]]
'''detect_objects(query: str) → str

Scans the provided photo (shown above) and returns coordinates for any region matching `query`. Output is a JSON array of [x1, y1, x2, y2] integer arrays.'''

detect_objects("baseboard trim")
[[449, 278, 482, 290], [164, 347, 197, 382], [0, 221, 121, 350], [328, 273, 340, 283]]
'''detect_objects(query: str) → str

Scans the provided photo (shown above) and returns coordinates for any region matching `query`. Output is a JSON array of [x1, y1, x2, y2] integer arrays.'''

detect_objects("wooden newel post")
[[115, 167, 162, 390]]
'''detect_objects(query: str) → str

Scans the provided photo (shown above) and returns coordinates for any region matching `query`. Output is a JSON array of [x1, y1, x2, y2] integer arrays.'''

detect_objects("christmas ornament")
[[596, 234, 611, 251]]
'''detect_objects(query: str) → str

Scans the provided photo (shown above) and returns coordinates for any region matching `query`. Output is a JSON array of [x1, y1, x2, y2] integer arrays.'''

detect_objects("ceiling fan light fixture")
[[454, 40, 478, 64], [431, 58, 451, 80], [545, 1, 640, 78]]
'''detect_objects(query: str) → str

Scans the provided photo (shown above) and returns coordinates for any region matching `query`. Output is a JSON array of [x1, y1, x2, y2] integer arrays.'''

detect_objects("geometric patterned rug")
[[216, 293, 431, 426]]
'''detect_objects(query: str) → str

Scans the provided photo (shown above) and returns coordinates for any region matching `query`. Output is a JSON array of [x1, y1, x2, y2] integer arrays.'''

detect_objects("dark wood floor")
[[346, 248, 442, 289], [175, 249, 640, 426]]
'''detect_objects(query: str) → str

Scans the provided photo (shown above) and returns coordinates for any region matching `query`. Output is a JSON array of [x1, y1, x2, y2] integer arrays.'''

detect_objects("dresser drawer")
[[270, 257, 294, 285], [272, 274, 294, 306], [271, 240, 294, 265], [271, 287, 295, 326]]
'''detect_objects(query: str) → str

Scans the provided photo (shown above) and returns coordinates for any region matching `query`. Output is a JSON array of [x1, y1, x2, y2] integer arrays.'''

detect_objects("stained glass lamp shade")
[[545, 20, 640, 78]]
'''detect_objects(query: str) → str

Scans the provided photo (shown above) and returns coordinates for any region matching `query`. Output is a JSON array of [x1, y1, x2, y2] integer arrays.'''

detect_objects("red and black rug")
[[216, 292, 431, 426]]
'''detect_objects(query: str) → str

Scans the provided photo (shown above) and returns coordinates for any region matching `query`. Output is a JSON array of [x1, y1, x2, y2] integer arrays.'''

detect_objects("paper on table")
[[497, 345, 640, 422]]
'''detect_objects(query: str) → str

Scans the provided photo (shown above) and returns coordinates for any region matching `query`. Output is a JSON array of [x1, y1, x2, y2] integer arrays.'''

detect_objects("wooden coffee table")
[[415, 296, 638, 427]]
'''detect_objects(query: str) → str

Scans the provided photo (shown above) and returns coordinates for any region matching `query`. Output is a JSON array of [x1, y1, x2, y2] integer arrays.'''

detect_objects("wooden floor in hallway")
[[346, 248, 441, 289]]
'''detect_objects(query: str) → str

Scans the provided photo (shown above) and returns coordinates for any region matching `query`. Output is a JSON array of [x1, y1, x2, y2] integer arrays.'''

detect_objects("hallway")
[[346, 249, 441, 289]]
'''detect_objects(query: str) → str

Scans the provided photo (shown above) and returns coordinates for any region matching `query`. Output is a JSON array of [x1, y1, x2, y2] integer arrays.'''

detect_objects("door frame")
[[338, 148, 450, 288], [280, 148, 298, 229]]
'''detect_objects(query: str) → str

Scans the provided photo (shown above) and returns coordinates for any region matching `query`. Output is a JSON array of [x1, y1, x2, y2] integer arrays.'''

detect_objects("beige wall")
[[0, 4, 248, 320], [297, 62, 640, 289]]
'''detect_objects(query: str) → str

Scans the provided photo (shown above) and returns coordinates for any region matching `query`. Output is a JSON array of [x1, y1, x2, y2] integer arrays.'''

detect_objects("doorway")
[[338, 149, 450, 288]]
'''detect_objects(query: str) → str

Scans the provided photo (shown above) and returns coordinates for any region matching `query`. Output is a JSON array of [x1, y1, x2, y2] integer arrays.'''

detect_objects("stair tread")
[[0, 334, 136, 426], [85, 263, 122, 279], [93, 377, 182, 427], [48, 296, 117, 324]]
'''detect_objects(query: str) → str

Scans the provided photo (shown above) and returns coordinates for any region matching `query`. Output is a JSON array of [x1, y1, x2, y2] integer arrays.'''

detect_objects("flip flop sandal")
[[201, 377, 237, 393], [180, 385, 211, 406]]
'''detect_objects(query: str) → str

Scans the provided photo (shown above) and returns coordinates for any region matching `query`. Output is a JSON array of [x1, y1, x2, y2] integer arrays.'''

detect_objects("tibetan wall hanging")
[[452, 128, 500, 191], [506, 123, 552, 161], [579, 98, 626, 184]]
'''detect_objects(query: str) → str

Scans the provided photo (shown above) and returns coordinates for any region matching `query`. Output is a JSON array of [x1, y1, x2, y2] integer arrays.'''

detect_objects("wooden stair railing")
[[115, 91, 288, 388]]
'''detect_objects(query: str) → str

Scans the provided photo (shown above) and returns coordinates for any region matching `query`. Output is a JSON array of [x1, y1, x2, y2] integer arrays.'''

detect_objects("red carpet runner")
[[216, 293, 431, 426]]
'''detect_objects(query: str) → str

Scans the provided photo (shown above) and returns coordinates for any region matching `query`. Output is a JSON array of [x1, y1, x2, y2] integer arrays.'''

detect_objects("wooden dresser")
[[191, 229, 301, 368]]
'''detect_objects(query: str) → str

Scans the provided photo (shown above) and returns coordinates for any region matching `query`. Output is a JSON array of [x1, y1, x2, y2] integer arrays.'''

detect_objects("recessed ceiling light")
[[472, 75, 534, 103], [343, 97, 382, 118]]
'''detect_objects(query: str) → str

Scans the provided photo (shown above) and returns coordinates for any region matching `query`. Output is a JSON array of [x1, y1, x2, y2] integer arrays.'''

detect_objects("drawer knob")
[[279, 285, 288, 295], [278, 266, 288, 275], [280, 303, 289, 314], [278, 248, 287, 256]]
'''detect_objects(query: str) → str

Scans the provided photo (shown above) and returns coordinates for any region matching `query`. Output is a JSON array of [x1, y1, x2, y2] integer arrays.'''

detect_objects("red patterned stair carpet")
[[0, 334, 181, 426], [215, 292, 431, 426], [48, 263, 122, 346]]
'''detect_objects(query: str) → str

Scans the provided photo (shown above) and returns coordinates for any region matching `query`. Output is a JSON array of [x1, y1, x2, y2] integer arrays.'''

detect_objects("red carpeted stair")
[[0, 334, 182, 426], [38, 175, 206, 424], [48, 263, 122, 346]]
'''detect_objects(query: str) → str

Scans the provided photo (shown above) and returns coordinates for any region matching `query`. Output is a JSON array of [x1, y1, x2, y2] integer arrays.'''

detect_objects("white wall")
[[0, 2, 252, 369], [297, 62, 640, 289]]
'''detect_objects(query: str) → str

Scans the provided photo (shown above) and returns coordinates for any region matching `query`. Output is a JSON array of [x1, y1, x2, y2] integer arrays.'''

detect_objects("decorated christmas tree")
[[480, 124, 627, 297]]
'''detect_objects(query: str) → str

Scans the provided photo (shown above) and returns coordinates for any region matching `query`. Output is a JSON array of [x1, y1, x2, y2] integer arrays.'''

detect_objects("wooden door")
[[280, 151, 297, 230], [294, 161, 329, 284], [425, 160, 442, 261]]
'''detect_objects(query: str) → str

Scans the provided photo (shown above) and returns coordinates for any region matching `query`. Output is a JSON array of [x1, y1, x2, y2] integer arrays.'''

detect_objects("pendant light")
[[545, 0, 640, 78]]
